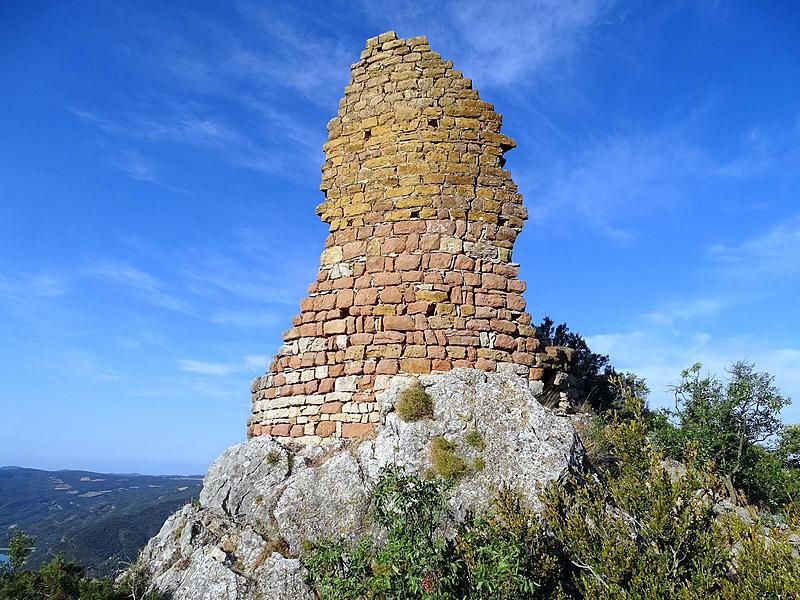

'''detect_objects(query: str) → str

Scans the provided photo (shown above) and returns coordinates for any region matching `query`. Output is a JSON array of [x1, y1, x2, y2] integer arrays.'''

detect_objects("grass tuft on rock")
[[464, 430, 486, 451], [395, 381, 433, 422], [430, 436, 468, 481]]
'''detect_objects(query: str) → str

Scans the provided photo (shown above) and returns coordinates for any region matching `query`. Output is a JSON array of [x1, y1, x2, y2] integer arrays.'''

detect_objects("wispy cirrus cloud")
[[709, 214, 800, 281], [178, 354, 266, 377], [644, 298, 727, 326], [89, 262, 192, 313], [358, 0, 611, 90]]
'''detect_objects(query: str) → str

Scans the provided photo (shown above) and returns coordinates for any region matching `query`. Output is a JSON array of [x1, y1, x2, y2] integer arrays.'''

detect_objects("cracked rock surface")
[[138, 369, 583, 599]]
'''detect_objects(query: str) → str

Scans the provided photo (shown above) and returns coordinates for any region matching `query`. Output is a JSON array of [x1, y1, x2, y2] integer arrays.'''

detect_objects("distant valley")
[[0, 466, 201, 576]]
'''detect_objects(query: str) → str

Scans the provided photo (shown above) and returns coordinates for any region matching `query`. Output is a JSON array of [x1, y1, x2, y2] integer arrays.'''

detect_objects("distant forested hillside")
[[0, 466, 201, 577]]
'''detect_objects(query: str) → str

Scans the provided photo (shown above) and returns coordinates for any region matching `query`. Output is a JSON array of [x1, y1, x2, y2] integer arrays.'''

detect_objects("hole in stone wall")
[[364, 129, 372, 140], [428, 118, 439, 128], [498, 156, 507, 168]]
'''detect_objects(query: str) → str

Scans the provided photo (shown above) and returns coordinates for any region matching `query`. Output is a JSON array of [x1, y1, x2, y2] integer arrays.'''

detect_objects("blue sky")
[[1, 1, 799, 474]]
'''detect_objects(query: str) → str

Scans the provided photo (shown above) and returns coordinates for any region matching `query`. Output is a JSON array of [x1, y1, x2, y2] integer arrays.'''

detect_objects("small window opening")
[[364, 129, 371, 140], [498, 156, 507, 168], [428, 118, 439, 128]]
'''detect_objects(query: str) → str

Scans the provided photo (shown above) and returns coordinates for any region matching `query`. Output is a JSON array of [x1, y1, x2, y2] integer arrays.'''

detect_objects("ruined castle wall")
[[248, 32, 571, 443]]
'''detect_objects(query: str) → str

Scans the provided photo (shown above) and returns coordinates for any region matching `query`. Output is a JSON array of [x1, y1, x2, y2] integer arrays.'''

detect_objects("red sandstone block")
[[299, 323, 317, 337], [323, 319, 348, 335], [331, 276, 355, 289], [454, 255, 475, 271], [482, 273, 506, 290], [376, 358, 399, 374], [366, 256, 385, 272], [252, 424, 262, 436], [319, 378, 335, 393], [464, 272, 481, 286], [405, 233, 420, 252], [444, 272, 463, 285], [429, 253, 452, 269], [401, 271, 424, 282], [395, 254, 422, 270], [305, 381, 319, 394], [379, 286, 403, 303], [329, 364, 345, 377], [316, 421, 336, 437], [453, 359, 472, 368], [284, 327, 301, 341], [374, 272, 402, 285], [355, 288, 378, 305], [336, 289, 354, 308], [420, 233, 440, 251], [373, 330, 406, 344], [512, 351, 535, 366], [406, 301, 431, 315], [529, 367, 545, 380], [343, 241, 366, 259], [400, 358, 431, 373], [423, 271, 443, 284], [358, 375, 374, 389], [354, 275, 372, 290], [507, 293, 526, 311], [476, 357, 496, 371], [300, 297, 315, 312], [432, 359, 452, 371], [384, 315, 415, 331], [272, 424, 292, 437], [383, 237, 406, 253], [351, 332, 374, 345], [467, 318, 491, 331], [494, 334, 516, 351], [316, 294, 338, 311], [493, 263, 519, 277], [394, 221, 426, 234], [428, 345, 446, 359], [321, 401, 344, 414], [507, 279, 526, 293], [342, 423, 376, 438], [490, 319, 516, 334], [448, 334, 479, 346], [290, 424, 304, 437]]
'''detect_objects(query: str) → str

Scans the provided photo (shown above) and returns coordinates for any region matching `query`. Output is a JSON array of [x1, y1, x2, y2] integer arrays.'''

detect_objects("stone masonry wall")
[[248, 31, 572, 443]]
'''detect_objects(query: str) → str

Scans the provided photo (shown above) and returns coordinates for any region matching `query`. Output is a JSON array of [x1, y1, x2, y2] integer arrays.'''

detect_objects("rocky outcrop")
[[138, 369, 583, 599]]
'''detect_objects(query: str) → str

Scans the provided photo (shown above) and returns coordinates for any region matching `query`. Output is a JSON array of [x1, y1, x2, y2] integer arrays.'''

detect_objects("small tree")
[[7, 530, 34, 572], [658, 362, 793, 507]]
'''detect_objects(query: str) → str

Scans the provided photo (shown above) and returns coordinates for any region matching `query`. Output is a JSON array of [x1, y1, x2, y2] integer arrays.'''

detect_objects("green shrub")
[[304, 375, 800, 599], [395, 382, 433, 422], [430, 436, 468, 481], [0, 535, 168, 600]]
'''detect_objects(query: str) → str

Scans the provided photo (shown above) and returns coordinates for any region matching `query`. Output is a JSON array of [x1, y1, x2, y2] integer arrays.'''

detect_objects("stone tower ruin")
[[248, 31, 571, 443]]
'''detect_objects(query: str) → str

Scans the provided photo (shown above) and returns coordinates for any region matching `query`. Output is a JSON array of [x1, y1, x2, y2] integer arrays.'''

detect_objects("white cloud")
[[644, 298, 726, 326], [709, 214, 800, 281], [358, 0, 610, 90], [178, 355, 268, 377], [90, 262, 191, 313]]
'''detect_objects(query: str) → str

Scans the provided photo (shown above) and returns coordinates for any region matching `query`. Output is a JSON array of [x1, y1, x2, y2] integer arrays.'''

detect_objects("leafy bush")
[[304, 376, 800, 599], [396, 382, 434, 422], [652, 361, 799, 510], [0, 532, 166, 600]]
